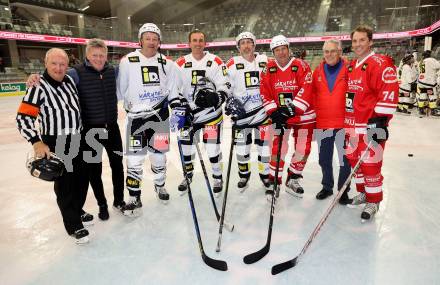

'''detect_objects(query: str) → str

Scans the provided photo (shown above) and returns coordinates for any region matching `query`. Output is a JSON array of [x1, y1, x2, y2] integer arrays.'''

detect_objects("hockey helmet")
[[138, 23, 161, 40], [270, 35, 289, 51], [26, 152, 65, 181], [236, 32, 256, 49], [422, 50, 431, 59]]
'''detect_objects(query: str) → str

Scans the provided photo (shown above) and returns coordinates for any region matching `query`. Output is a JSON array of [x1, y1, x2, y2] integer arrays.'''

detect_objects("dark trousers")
[[78, 122, 124, 208], [316, 129, 351, 192], [42, 134, 85, 235]]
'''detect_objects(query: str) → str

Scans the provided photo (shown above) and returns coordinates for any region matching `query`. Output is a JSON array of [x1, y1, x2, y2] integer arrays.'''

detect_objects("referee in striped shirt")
[[16, 48, 89, 244]]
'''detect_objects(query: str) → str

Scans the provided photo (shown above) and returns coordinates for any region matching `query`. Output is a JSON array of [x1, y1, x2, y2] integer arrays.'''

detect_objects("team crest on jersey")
[[184, 62, 192, 68], [259, 62, 266, 68], [191, 70, 206, 85], [207, 60, 212, 67], [236, 63, 245, 70], [141, 66, 160, 85], [244, 71, 260, 88], [291, 66, 298, 72], [222, 66, 227, 76], [382, 67, 397, 83], [304, 72, 312, 83], [348, 66, 353, 72], [362, 63, 368, 71], [269, 67, 277, 73], [128, 56, 140, 62]]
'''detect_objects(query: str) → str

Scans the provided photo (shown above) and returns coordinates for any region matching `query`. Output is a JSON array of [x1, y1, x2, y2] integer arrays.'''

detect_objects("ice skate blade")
[[123, 208, 142, 218], [214, 192, 223, 198], [238, 184, 249, 193], [74, 236, 89, 245], [285, 189, 303, 199], [159, 199, 169, 205], [178, 190, 188, 196], [346, 203, 363, 209]]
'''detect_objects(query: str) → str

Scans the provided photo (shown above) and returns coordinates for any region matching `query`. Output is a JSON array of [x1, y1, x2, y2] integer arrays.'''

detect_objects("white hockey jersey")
[[226, 53, 269, 127], [176, 51, 230, 125], [399, 64, 417, 93], [418, 57, 440, 88], [117, 49, 180, 118]]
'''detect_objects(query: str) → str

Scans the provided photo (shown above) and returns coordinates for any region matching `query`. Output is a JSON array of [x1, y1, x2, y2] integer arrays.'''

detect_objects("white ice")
[[1, 95, 439, 285]]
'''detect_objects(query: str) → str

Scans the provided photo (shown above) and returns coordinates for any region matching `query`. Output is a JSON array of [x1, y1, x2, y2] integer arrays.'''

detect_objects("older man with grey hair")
[[312, 39, 352, 204], [17, 48, 89, 244]]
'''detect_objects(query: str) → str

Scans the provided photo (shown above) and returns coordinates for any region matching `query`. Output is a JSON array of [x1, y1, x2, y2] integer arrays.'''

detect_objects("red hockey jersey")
[[260, 57, 315, 125], [345, 52, 398, 133]]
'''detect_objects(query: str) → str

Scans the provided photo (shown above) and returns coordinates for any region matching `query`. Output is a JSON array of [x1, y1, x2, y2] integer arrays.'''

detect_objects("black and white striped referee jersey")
[[16, 70, 82, 144]]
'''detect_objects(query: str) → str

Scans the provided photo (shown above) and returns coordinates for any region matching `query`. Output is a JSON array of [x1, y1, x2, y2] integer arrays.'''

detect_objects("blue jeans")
[[315, 129, 351, 192]]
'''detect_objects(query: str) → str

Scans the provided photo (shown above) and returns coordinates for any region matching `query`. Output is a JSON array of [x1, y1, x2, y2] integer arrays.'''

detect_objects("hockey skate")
[[260, 175, 272, 190], [81, 211, 94, 226], [265, 185, 280, 202], [178, 176, 192, 195], [155, 184, 170, 204], [285, 174, 304, 198], [71, 228, 89, 245], [347, 192, 366, 208], [121, 195, 142, 217], [361, 202, 379, 222], [213, 178, 223, 197], [237, 177, 249, 193], [112, 200, 126, 212]]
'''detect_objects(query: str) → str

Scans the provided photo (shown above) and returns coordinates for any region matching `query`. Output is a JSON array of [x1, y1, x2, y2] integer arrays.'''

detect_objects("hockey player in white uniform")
[[117, 23, 181, 216], [417, 50, 440, 116], [175, 30, 230, 196], [397, 54, 417, 114], [225, 32, 272, 192]]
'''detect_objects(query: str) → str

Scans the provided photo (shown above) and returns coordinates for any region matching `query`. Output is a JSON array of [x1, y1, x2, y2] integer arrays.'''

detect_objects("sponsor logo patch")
[[128, 56, 140, 62], [382, 67, 397, 83]]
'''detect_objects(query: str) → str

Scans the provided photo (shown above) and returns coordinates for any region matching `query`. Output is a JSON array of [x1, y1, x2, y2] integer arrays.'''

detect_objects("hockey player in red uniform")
[[345, 25, 399, 221], [260, 35, 316, 200]]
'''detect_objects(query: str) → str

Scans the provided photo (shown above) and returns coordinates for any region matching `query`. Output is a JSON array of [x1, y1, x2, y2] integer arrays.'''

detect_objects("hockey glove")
[[225, 96, 246, 121], [367, 116, 389, 144], [270, 108, 292, 128], [194, 88, 220, 108], [170, 107, 187, 132]]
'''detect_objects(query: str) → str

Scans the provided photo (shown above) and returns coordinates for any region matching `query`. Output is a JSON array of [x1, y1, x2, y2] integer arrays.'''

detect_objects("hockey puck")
[[408, 153, 413, 157]]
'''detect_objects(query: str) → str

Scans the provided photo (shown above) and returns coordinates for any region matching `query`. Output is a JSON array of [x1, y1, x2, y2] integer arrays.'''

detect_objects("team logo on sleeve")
[[259, 62, 266, 68], [236, 63, 245, 70], [291, 66, 298, 72], [269, 67, 277, 73], [362, 63, 368, 71], [141, 66, 160, 85], [184, 62, 192, 68], [382, 67, 398, 83], [191, 70, 206, 85], [206, 60, 212, 67], [244, 71, 260, 88]]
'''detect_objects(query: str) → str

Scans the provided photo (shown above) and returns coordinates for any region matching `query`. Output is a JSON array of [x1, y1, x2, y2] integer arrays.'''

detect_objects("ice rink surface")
[[1, 95, 439, 285]]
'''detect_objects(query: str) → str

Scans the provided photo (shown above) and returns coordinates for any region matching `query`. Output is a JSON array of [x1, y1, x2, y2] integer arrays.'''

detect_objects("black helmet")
[[26, 153, 65, 181]]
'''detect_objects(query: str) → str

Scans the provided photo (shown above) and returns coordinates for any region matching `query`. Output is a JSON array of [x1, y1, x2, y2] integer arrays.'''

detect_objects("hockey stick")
[[176, 136, 228, 271], [271, 141, 373, 275], [243, 126, 285, 264], [216, 126, 236, 252], [193, 133, 235, 233]]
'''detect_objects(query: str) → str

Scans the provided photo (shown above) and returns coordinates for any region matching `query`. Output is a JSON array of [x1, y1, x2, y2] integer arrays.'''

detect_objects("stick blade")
[[271, 257, 298, 275], [243, 244, 269, 264], [202, 254, 228, 271]]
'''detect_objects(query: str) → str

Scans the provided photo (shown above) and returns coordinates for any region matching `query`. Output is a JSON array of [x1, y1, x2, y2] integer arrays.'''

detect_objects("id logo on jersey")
[[346, 92, 355, 112], [129, 135, 143, 151], [141, 66, 160, 85], [278, 92, 293, 106], [191, 70, 206, 86], [244, 71, 260, 88]]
